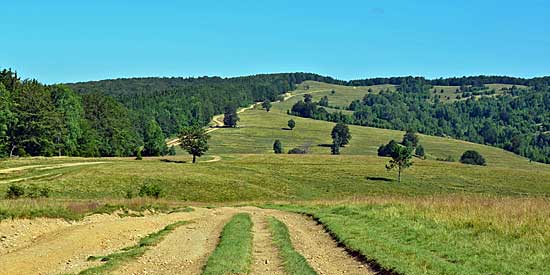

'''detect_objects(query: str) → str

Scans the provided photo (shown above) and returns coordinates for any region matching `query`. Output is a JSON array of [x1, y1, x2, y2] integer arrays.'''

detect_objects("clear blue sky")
[[2, 0, 549, 83]]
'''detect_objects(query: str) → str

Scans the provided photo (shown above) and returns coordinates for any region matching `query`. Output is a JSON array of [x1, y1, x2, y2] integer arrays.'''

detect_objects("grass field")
[[1, 81, 549, 275], [269, 195, 550, 275]]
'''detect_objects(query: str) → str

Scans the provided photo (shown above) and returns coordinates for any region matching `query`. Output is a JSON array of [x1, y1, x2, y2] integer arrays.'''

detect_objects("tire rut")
[[241, 207, 374, 275], [111, 207, 240, 275], [246, 209, 285, 275]]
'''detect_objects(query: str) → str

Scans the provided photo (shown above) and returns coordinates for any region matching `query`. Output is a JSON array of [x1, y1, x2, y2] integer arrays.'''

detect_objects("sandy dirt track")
[[0, 207, 372, 275]]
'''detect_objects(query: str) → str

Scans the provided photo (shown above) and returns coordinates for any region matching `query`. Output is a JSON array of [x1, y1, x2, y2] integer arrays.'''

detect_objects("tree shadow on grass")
[[366, 176, 394, 182]]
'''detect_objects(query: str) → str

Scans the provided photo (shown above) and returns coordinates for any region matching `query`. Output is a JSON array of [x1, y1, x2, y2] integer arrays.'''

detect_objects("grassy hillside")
[[1, 81, 548, 203], [208, 81, 540, 169]]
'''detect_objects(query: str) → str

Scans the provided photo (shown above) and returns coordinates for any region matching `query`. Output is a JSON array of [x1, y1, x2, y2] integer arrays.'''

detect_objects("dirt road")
[[0, 207, 373, 275]]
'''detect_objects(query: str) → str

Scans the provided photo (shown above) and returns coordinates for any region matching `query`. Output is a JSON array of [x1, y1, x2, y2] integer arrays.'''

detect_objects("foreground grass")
[[1, 153, 549, 203], [268, 195, 550, 275], [70, 220, 189, 275], [0, 198, 191, 221], [202, 213, 253, 275], [268, 217, 317, 275]]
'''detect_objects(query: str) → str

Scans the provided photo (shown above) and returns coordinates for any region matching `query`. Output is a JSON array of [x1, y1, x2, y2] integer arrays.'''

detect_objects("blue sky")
[[2, 0, 549, 83]]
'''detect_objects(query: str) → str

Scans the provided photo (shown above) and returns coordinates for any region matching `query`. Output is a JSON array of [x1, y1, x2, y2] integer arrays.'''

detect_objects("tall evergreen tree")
[[50, 85, 83, 156], [143, 119, 167, 156], [0, 84, 14, 157]]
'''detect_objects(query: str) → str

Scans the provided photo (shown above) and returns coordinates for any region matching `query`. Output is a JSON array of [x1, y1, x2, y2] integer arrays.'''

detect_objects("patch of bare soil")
[[241, 207, 374, 275], [0, 208, 209, 275], [111, 207, 240, 275], [245, 208, 285, 275]]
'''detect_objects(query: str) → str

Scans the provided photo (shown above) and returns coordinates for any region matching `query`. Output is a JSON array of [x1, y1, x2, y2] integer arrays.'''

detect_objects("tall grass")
[[268, 195, 550, 275], [0, 198, 189, 221]]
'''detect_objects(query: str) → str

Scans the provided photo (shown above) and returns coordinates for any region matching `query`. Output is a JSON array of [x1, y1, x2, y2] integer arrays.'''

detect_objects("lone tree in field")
[[223, 105, 239, 127], [287, 119, 296, 130], [273, 140, 283, 154], [331, 122, 351, 147], [178, 125, 210, 163], [386, 144, 413, 183], [460, 150, 486, 166], [262, 100, 272, 112]]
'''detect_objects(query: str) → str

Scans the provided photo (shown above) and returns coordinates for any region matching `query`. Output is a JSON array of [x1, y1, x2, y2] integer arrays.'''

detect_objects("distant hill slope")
[[67, 73, 550, 162], [286, 81, 550, 163], [207, 82, 542, 170]]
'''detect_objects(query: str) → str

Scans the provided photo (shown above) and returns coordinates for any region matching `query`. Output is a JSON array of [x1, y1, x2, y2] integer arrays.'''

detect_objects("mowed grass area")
[[269, 195, 550, 275], [297, 81, 395, 108], [0, 154, 548, 203], [208, 81, 541, 169]]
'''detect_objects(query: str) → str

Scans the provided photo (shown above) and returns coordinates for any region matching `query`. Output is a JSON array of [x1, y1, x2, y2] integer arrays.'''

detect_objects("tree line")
[[290, 79, 550, 163]]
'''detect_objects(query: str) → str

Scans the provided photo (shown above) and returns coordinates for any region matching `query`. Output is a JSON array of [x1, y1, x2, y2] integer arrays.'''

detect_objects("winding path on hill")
[[0, 207, 374, 275], [0, 162, 107, 174], [165, 90, 308, 147]]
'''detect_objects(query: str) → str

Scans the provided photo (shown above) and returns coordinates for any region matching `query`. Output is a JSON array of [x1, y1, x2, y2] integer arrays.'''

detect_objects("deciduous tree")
[[178, 125, 210, 163]]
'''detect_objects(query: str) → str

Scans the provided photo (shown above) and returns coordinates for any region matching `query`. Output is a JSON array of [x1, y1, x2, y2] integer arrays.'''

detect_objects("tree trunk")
[[10, 145, 16, 158], [398, 167, 401, 183], [192, 155, 196, 163]]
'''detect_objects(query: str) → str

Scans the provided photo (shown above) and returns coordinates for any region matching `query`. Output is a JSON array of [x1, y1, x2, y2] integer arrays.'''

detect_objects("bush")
[[378, 140, 398, 157], [27, 185, 51, 198], [288, 148, 307, 154], [273, 140, 283, 154], [436, 156, 455, 162], [168, 146, 177, 156], [5, 184, 25, 199], [415, 144, 425, 158], [460, 150, 486, 166], [139, 183, 163, 198]]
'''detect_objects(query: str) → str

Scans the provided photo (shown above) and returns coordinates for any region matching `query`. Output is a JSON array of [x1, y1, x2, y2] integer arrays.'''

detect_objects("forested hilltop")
[[2, 67, 550, 162], [291, 77, 550, 163], [1, 70, 330, 157]]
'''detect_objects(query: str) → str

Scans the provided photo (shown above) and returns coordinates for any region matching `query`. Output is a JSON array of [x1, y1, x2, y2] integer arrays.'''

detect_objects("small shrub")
[[125, 189, 135, 199], [273, 140, 283, 154], [135, 150, 143, 160], [168, 146, 177, 156], [27, 185, 51, 198], [139, 183, 163, 199], [288, 148, 307, 154], [437, 156, 456, 162], [5, 184, 25, 199], [415, 144, 425, 159], [460, 150, 486, 166]]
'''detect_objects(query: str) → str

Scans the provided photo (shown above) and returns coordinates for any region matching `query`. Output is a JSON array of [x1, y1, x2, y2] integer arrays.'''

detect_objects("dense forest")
[[2, 67, 550, 162], [291, 77, 550, 163], [0, 70, 329, 157], [66, 73, 338, 136]]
